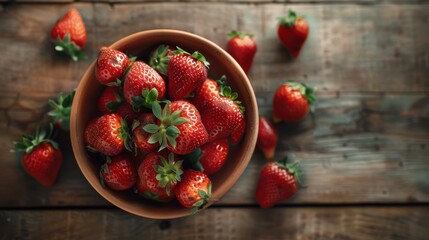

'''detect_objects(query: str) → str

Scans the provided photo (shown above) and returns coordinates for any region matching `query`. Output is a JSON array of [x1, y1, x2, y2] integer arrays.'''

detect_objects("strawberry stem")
[[285, 81, 316, 112], [278, 157, 302, 185], [53, 33, 87, 61], [149, 44, 170, 76], [228, 31, 253, 39], [48, 89, 75, 130], [190, 182, 211, 215], [131, 88, 159, 112], [278, 10, 303, 28], [217, 76, 245, 114], [154, 152, 183, 196], [13, 123, 58, 153]]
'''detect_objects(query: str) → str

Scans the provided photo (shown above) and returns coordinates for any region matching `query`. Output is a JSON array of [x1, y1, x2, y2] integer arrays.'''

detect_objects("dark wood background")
[[1, 0, 428, 239]]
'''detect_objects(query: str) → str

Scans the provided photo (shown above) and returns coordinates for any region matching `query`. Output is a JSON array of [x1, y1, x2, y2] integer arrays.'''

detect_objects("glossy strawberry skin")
[[277, 15, 309, 58], [136, 152, 178, 202], [226, 33, 257, 73], [101, 154, 137, 191], [22, 142, 62, 187], [51, 8, 86, 48], [175, 169, 211, 208], [97, 86, 122, 114], [133, 113, 159, 153], [273, 84, 310, 122], [167, 54, 207, 100], [199, 138, 229, 175], [257, 117, 278, 160], [194, 79, 244, 142], [95, 47, 130, 85], [123, 61, 166, 105], [84, 113, 126, 156], [230, 113, 246, 144], [167, 101, 208, 155], [255, 162, 298, 208]]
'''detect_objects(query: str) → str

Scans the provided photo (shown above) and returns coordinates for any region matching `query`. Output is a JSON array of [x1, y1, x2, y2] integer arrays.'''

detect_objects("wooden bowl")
[[70, 29, 258, 219]]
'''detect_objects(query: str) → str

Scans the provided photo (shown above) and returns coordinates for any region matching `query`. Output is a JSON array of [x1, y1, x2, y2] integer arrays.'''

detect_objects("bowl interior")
[[70, 29, 258, 219]]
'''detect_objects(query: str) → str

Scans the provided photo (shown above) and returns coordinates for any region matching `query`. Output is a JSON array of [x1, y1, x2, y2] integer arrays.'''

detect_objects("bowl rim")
[[70, 29, 259, 219]]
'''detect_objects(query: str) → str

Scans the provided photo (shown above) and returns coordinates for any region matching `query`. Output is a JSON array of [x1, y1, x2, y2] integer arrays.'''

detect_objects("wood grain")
[[0, 3, 428, 94], [1, 93, 428, 207], [1, 207, 429, 239]]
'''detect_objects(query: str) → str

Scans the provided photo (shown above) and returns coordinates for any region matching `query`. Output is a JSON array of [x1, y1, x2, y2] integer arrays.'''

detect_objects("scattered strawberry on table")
[[13, 125, 62, 187], [256, 157, 301, 208], [257, 116, 278, 160], [277, 10, 309, 58], [51, 8, 87, 61], [226, 31, 257, 73], [48, 90, 75, 131], [83, 45, 247, 213], [273, 81, 316, 122]]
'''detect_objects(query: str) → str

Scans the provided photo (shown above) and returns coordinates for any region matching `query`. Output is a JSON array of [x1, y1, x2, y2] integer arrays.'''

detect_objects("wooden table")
[[1, 0, 428, 239]]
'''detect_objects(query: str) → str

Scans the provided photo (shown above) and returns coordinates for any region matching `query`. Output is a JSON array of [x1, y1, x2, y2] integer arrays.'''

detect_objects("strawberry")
[[167, 47, 209, 100], [137, 152, 183, 202], [13, 125, 62, 187], [186, 138, 228, 176], [193, 76, 245, 142], [123, 61, 166, 111], [132, 113, 159, 153], [95, 47, 131, 86], [231, 114, 246, 144], [226, 31, 257, 73], [175, 169, 211, 213], [84, 113, 132, 156], [273, 82, 316, 122], [97, 86, 122, 114], [100, 154, 137, 191], [48, 90, 75, 131], [257, 116, 278, 160], [51, 8, 87, 61], [277, 10, 309, 58], [144, 101, 208, 155], [255, 158, 302, 208], [149, 44, 175, 76], [115, 104, 139, 126]]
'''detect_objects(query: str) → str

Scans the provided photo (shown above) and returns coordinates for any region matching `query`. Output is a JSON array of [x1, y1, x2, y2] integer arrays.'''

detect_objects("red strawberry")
[[231, 114, 246, 144], [132, 113, 159, 153], [84, 113, 132, 156], [137, 152, 183, 202], [115, 104, 139, 126], [14, 125, 62, 187], [100, 154, 137, 191], [226, 31, 257, 73], [255, 158, 301, 208], [175, 169, 211, 213], [277, 10, 309, 58], [193, 76, 245, 142], [97, 86, 122, 114], [186, 138, 229, 176], [48, 90, 75, 131], [273, 82, 315, 122], [123, 61, 166, 111], [257, 116, 278, 160], [51, 8, 87, 61], [167, 47, 209, 100], [149, 44, 175, 77], [144, 101, 208, 155], [95, 47, 131, 86]]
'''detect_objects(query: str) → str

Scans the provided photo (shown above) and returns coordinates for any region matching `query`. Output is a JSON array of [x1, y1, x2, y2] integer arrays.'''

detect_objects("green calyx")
[[149, 44, 170, 76], [105, 90, 123, 112], [228, 30, 253, 39], [53, 33, 87, 62], [184, 148, 204, 172], [131, 88, 159, 112], [173, 46, 210, 69], [143, 101, 189, 152], [13, 123, 58, 153], [217, 75, 245, 114], [154, 152, 184, 196], [48, 89, 75, 131], [285, 81, 316, 112], [278, 10, 302, 28], [278, 157, 302, 185], [190, 182, 212, 215], [119, 118, 134, 153]]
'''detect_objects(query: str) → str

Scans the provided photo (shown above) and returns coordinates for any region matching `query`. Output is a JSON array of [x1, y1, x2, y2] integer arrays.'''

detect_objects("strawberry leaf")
[[228, 31, 253, 39], [286, 81, 316, 112], [53, 33, 87, 62], [149, 44, 170, 76], [154, 153, 183, 196], [278, 10, 302, 28], [48, 90, 75, 131], [143, 124, 160, 134]]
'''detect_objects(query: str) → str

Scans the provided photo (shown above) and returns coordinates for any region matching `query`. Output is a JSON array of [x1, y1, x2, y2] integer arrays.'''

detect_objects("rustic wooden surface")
[[0, 1, 428, 239]]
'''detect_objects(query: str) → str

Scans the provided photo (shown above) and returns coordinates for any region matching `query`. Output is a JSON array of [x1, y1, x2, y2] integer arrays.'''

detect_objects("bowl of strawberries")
[[70, 29, 258, 219]]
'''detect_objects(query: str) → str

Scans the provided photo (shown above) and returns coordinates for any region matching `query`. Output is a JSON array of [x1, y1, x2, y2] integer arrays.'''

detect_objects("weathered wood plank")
[[1, 93, 428, 206], [0, 3, 428, 93], [1, 207, 429, 239]]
